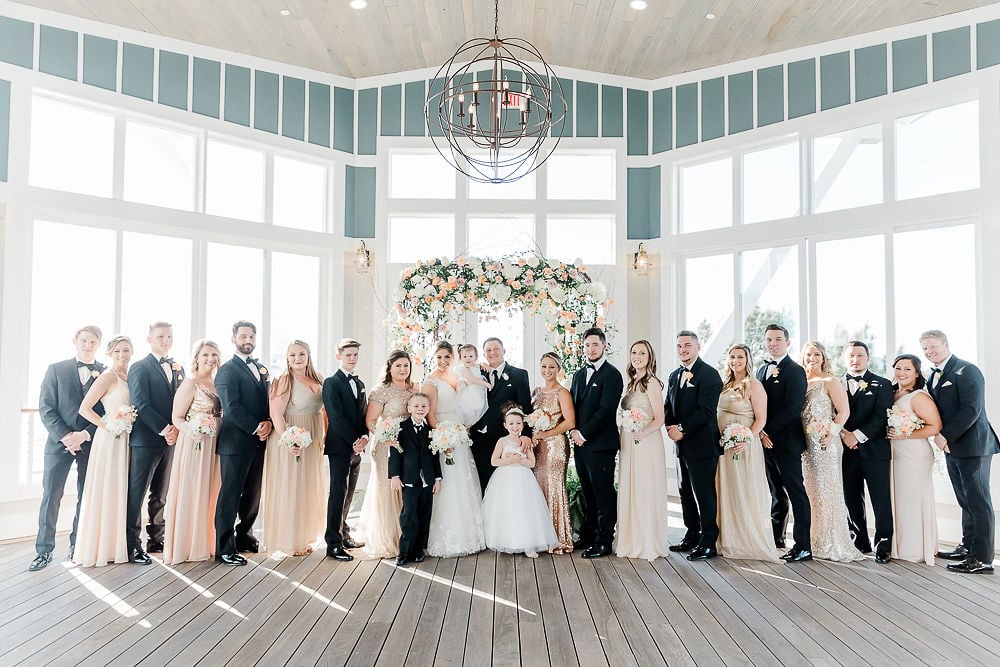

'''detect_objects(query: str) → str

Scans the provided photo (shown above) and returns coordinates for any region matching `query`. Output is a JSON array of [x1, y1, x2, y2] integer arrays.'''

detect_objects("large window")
[[273, 155, 327, 232], [679, 157, 732, 233], [547, 152, 615, 200], [896, 101, 979, 200], [741, 246, 799, 358], [812, 124, 883, 213], [123, 120, 197, 211], [547, 216, 616, 264], [270, 252, 321, 369], [684, 254, 735, 368], [467, 216, 535, 257], [742, 141, 800, 224], [29, 96, 114, 197], [206, 139, 266, 221], [390, 153, 456, 199], [388, 216, 455, 263], [206, 243, 265, 354]]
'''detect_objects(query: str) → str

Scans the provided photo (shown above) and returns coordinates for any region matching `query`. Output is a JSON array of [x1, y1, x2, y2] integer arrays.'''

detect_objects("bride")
[[421, 341, 486, 557]]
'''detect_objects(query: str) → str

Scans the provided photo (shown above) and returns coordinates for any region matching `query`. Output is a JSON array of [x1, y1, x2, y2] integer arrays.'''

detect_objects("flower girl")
[[481, 404, 560, 557], [454, 344, 492, 427]]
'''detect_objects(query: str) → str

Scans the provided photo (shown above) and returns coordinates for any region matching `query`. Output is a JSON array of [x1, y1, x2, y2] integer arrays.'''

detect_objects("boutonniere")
[[90, 370, 101, 379], [502, 372, 509, 381], [259, 366, 269, 376], [858, 380, 868, 392], [769, 366, 780, 378], [171, 362, 182, 372], [682, 371, 694, 385]]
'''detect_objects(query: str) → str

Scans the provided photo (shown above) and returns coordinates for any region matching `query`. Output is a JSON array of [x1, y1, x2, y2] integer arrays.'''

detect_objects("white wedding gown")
[[426, 377, 486, 557]]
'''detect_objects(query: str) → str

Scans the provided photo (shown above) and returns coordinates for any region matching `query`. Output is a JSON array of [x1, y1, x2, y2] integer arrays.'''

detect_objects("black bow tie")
[[931, 367, 942, 374], [847, 374, 864, 382], [585, 363, 596, 370], [764, 360, 777, 366], [413, 423, 424, 430], [348, 373, 357, 380], [159, 357, 174, 365], [246, 357, 259, 365], [77, 361, 96, 370]]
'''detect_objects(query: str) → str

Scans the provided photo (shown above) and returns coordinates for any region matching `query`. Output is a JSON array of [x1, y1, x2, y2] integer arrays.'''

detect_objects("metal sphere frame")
[[425, 31, 568, 184]]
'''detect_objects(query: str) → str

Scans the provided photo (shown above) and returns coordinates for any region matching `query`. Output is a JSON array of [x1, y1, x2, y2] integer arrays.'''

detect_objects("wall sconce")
[[632, 243, 651, 276], [355, 240, 372, 274]]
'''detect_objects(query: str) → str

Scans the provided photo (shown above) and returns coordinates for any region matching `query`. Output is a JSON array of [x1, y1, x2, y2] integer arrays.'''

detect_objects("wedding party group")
[[28, 318, 999, 578]]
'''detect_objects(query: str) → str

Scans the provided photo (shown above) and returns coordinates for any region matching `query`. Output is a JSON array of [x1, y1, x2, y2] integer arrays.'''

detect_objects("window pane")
[[206, 140, 265, 221], [743, 141, 800, 224], [815, 235, 887, 374], [389, 216, 455, 263], [893, 225, 976, 362], [468, 175, 535, 200], [273, 155, 326, 232], [685, 254, 735, 368], [206, 243, 264, 355], [467, 216, 535, 258], [812, 124, 883, 213], [270, 252, 320, 369], [120, 232, 193, 365], [680, 157, 732, 233], [741, 246, 799, 361], [546, 216, 615, 264], [390, 154, 456, 199], [547, 153, 615, 200], [896, 101, 980, 200], [123, 120, 197, 211], [29, 96, 114, 197]]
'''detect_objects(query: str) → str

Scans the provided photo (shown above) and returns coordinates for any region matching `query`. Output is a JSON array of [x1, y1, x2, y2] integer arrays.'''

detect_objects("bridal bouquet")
[[187, 413, 218, 450], [887, 406, 925, 438], [372, 416, 403, 454], [805, 417, 837, 451], [526, 409, 556, 432], [430, 420, 471, 465], [721, 422, 754, 461], [279, 425, 312, 462], [616, 407, 650, 435], [104, 404, 137, 440]]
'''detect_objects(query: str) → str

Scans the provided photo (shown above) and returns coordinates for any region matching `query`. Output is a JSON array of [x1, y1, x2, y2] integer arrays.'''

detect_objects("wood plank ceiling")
[[12, 0, 998, 80]]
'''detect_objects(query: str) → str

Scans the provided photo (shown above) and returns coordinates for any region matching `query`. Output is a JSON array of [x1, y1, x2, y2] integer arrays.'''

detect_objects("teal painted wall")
[[39, 26, 77, 81], [158, 51, 188, 110], [0, 78, 9, 182], [345, 165, 376, 238], [83, 35, 117, 91]]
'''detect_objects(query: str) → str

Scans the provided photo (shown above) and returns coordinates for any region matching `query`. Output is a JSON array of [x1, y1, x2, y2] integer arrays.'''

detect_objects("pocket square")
[[591, 383, 598, 387], [864, 391, 873, 395], [942, 380, 953, 387]]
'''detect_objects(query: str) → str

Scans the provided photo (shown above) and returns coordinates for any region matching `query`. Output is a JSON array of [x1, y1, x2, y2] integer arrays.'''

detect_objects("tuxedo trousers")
[[574, 447, 618, 548], [36, 448, 89, 554], [398, 484, 433, 558], [215, 447, 263, 555], [325, 452, 355, 548], [841, 451, 893, 552], [471, 431, 498, 492], [126, 445, 174, 550], [946, 454, 995, 563], [763, 449, 812, 550], [235, 445, 265, 544], [676, 453, 720, 547], [340, 453, 361, 538]]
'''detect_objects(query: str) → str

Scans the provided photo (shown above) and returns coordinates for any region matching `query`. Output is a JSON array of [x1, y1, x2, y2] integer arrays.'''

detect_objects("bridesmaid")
[[163, 340, 223, 565], [888, 353, 942, 564], [529, 352, 576, 554], [715, 344, 779, 562], [614, 340, 669, 560], [359, 350, 414, 559], [262, 340, 327, 557], [74, 335, 134, 567], [800, 341, 863, 563]]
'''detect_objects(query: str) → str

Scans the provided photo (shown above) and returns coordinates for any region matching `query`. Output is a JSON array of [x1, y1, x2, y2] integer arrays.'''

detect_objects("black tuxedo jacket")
[[842, 370, 893, 461], [570, 360, 624, 452], [664, 357, 723, 460], [39, 358, 106, 456], [215, 354, 271, 457], [472, 364, 531, 438], [756, 356, 808, 454], [388, 419, 442, 486], [323, 369, 367, 455], [928, 356, 1000, 459], [128, 353, 181, 450]]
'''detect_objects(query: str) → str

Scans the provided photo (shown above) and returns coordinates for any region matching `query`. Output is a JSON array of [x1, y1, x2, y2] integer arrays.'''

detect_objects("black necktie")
[[77, 361, 96, 370]]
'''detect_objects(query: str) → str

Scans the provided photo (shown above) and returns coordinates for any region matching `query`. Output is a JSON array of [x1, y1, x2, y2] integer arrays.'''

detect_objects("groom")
[[214, 320, 271, 566], [30, 326, 105, 571], [470, 337, 531, 491]]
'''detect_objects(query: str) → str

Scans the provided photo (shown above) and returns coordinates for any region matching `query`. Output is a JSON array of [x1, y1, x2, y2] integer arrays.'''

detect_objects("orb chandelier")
[[425, 0, 568, 184]]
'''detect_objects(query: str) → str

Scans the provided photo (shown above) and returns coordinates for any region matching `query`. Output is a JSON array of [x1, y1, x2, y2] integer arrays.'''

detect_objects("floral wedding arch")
[[389, 253, 614, 375]]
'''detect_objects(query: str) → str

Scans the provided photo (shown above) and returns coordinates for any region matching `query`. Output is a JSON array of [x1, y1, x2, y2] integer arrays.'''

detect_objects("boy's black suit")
[[388, 418, 441, 559]]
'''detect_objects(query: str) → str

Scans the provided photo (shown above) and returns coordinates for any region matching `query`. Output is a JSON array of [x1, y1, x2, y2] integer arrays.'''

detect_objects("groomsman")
[[214, 321, 271, 565], [29, 326, 105, 571], [922, 330, 1000, 574], [839, 341, 894, 563], [470, 337, 532, 491], [757, 324, 813, 562], [665, 331, 724, 561], [127, 322, 181, 565], [570, 327, 624, 559], [323, 338, 368, 562]]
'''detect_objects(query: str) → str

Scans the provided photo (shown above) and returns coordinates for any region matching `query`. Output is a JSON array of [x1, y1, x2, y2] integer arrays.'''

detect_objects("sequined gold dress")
[[357, 382, 411, 558], [531, 387, 573, 553], [801, 380, 864, 562], [614, 390, 669, 560]]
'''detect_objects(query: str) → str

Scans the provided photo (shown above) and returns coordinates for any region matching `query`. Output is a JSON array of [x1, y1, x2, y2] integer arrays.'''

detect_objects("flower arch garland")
[[390, 253, 614, 375]]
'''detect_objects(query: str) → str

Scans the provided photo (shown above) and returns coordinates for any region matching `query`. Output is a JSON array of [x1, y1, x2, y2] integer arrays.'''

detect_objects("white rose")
[[550, 286, 567, 304], [591, 283, 607, 302], [472, 263, 485, 277], [501, 263, 521, 281], [429, 300, 444, 312]]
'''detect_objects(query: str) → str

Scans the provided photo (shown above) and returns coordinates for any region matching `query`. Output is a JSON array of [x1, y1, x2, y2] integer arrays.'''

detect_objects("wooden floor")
[[2, 523, 1000, 667]]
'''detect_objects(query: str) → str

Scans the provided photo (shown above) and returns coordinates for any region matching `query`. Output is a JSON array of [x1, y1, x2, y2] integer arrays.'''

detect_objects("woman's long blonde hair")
[[722, 343, 755, 396], [270, 340, 324, 399]]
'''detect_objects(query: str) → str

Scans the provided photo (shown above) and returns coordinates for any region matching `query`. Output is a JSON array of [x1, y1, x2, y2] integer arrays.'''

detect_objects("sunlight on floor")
[[151, 557, 247, 619], [381, 560, 537, 615], [251, 560, 351, 613], [61, 561, 152, 628]]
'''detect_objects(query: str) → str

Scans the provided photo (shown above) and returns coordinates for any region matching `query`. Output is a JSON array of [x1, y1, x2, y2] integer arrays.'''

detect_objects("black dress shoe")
[[687, 546, 718, 561], [668, 538, 699, 553], [936, 545, 969, 561], [29, 552, 52, 572], [947, 558, 994, 574], [215, 553, 247, 566], [874, 551, 891, 564], [342, 537, 365, 549], [146, 541, 164, 554], [413, 553, 426, 563], [327, 547, 354, 562], [856, 543, 873, 555], [572, 538, 593, 550], [130, 548, 152, 565], [781, 548, 813, 563], [581, 545, 612, 559], [235, 538, 260, 554], [395, 555, 410, 567], [775, 540, 786, 550]]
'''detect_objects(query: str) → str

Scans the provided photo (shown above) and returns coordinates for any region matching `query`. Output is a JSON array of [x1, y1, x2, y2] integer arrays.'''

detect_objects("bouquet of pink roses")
[[805, 417, 834, 451], [721, 422, 754, 461], [104, 404, 137, 440], [186, 412, 218, 450], [279, 425, 312, 462], [887, 406, 925, 438], [526, 409, 556, 432], [430, 420, 471, 465], [616, 407, 650, 435]]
